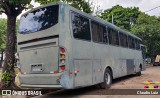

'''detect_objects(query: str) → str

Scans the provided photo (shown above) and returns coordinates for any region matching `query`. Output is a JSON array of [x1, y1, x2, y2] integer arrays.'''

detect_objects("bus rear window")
[[19, 5, 59, 34]]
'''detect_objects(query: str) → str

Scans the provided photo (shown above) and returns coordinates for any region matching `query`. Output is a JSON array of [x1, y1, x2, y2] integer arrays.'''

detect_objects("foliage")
[[35, 0, 92, 13], [0, 19, 18, 51], [131, 13, 160, 57], [0, 19, 7, 52], [0, 0, 32, 16], [100, 5, 160, 59], [1, 63, 12, 85], [2, 71, 11, 82], [100, 5, 140, 31]]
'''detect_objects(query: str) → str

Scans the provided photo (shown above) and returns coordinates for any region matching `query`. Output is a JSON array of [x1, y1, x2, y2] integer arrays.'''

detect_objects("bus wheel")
[[99, 68, 112, 89], [136, 65, 142, 76]]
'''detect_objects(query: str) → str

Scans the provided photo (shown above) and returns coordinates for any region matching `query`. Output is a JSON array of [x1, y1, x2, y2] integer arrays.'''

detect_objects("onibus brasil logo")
[[143, 80, 160, 89]]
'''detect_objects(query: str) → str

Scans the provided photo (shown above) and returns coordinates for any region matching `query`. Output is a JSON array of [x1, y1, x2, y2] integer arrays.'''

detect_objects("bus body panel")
[[19, 46, 59, 74], [19, 73, 62, 86], [17, 23, 60, 44], [58, 4, 75, 89], [17, 2, 145, 89], [72, 40, 93, 87]]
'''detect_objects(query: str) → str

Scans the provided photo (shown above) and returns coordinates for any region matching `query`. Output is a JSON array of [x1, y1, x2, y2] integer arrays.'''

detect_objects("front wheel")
[[99, 68, 112, 89]]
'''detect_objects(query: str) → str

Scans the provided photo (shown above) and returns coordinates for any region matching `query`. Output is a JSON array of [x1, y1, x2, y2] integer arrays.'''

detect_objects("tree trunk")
[[2, 15, 17, 89]]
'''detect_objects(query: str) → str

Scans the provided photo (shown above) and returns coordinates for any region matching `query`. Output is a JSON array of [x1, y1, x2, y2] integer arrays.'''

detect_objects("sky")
[[0, 0, 160, 18], [92, 0, 160, 16]]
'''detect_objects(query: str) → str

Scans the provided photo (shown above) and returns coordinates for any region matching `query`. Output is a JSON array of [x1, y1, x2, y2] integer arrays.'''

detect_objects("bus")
[[17, 2, 146, 89]]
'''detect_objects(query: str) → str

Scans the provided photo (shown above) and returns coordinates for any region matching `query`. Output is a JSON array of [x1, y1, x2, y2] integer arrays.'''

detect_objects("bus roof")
[[21, 2, 141, 41], [60, 2, 142, 40]]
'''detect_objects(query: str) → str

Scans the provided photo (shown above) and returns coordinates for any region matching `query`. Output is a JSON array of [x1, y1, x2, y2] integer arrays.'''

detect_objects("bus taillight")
[[59, 47, 66, 72], [61, 55, 65, 59], [61, 48, 65, 53], [18, 69, 24, 74], [60, 66, 65, 71]]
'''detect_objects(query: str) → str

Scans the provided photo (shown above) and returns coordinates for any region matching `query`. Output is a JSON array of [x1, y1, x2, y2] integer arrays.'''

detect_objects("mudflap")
[[60, 71, 72, 89]]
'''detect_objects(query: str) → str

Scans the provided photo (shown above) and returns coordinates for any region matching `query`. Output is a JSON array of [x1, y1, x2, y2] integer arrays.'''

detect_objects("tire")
[[99, 68, 112, 89], [136, 65, 142, 76]]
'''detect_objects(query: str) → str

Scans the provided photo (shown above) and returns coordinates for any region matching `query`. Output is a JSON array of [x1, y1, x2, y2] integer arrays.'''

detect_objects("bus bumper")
[[20, 84, 62, 88], [19, 73, 63, 88]]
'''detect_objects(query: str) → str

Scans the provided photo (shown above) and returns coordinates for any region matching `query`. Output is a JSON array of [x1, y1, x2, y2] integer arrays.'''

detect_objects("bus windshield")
[[19, 5, 59, 34]]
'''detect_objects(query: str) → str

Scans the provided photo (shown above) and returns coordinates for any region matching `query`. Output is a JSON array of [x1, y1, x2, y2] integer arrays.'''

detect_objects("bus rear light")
[[54, 70, 58, 74], [18, 69, 24, 74], [61, 60, 65, 64], [69, 72, 73, 74], [60, 66, 65, 71], [61, 54, 65, 59], [61, 48, 65, 53], [75, 70, 80, 73], [59, 47, 66, 72]]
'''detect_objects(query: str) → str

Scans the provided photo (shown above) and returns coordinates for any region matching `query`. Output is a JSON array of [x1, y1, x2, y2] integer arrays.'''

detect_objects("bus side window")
[[120, 32, 124, 47], [128, 36, 135, 49], [91, 21, 106, 43], [99, 25, 106, 43], [135, 39, 140, 50], [71, 12, 91, 41], [108, 28, 119, 46], [125, 34, 127, 47], [103, 26, 108, 44], [91, 21, 100, 42]]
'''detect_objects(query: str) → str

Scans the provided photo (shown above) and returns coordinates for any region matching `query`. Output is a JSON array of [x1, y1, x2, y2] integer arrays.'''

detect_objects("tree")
[[131, 13, 160, 58], [35, 0, 92, 13], [100, 5, 140, 31], [0, 0, 32, 88]]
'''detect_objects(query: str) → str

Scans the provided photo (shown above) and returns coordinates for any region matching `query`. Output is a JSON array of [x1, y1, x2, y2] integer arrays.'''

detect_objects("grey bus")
[[17, 2, 145, 89]]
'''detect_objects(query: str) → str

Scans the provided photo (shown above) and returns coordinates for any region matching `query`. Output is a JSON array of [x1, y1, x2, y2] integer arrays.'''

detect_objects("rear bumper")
[[19, 73, 62, 88], [20, 84, 62, 88]]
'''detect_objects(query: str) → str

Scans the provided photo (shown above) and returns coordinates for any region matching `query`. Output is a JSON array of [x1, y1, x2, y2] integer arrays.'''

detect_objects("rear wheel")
[[136, 65, 142, 76], [99, 68, 112, 89]]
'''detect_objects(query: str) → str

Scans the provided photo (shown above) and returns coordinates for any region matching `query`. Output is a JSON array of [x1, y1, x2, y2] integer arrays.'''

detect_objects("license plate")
[[31, 64, 43, 72]]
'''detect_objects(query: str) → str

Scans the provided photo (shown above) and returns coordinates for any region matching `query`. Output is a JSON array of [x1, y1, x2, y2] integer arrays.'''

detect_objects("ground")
[[2, 65, 160, 98], [111, 64, 160, 89]]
